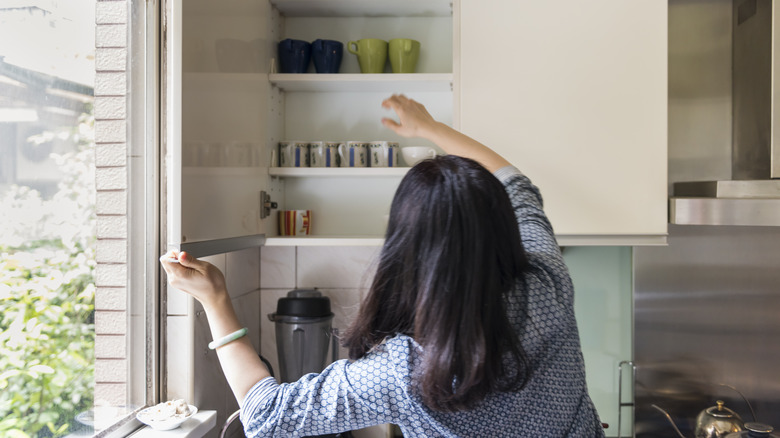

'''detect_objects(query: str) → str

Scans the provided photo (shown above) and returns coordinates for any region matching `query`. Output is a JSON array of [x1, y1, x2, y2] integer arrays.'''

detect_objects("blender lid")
[[274, 289, 333, 318]]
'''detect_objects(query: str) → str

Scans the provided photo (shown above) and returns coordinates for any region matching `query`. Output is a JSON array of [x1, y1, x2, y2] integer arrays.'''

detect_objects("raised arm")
[[381, 94, 511, 172]]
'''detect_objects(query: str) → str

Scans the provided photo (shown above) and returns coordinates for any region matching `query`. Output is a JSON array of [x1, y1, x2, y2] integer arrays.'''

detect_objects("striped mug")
[[279, 210, 312, 236]]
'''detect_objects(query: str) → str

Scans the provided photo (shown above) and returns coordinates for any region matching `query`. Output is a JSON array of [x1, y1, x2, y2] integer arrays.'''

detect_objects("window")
[[1, 0, 159, 436], [0, 2, 99, 436]]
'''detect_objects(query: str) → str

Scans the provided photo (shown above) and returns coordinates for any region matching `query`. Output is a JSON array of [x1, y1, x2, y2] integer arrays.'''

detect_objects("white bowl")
[[137, 405, 198, 431], [401, 146, 436, 166]]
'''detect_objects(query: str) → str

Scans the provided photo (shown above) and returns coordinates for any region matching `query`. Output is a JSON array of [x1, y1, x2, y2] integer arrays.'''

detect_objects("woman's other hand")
[[160, 251, 228, 308], [381, 94, 510, 172], [381, 94, 440, 139]]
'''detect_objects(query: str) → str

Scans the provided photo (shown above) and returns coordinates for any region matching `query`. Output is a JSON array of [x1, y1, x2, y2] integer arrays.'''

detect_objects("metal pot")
[[725, 422, 779, 438], [653, 400, 744, 438], [695, 401, 745, 438]]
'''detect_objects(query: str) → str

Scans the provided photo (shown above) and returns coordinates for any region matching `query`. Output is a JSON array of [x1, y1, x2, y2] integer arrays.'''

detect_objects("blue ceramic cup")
[[278, 39, 311, 73], [311, 39, 344, 74]]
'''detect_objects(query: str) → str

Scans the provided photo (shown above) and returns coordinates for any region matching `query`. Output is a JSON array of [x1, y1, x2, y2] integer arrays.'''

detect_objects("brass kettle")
[[695, 400, 745, 438], [653, 400, 744, 438]]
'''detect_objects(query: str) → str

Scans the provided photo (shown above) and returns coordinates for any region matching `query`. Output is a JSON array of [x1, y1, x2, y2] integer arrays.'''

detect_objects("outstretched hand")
[[382, 94, 510, 172], [159, 251, 228, 308], [381, 94, 440, 139]]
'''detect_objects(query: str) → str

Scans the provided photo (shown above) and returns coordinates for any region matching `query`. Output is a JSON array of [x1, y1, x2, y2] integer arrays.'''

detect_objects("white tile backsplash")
[[226, 247, 261, 298], [260, 246, 296, 289], [320, 288, 363, 360], [296, 246, 380, 289], [232, 291, 262, 353]]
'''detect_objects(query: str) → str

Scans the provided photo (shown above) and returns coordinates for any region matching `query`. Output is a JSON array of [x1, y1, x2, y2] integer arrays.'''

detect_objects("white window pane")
[[0, 0, 143, 435]]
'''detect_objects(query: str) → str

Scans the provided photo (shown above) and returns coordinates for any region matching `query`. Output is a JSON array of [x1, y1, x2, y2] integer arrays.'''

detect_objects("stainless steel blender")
[[267, 289, 355, 438], [268, 289, 334, 383]]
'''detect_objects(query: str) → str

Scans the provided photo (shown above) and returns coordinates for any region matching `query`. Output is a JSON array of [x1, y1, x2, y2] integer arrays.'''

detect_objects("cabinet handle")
[[617, 360, 636, 438]]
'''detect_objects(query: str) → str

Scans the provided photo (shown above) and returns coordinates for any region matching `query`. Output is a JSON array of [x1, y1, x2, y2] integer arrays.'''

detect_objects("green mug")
[[388, 38, 421, 74], [347, 39, 388, 73]]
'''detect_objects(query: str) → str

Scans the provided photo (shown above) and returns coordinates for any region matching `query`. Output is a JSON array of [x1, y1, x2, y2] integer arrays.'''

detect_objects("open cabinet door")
[[163, 0, 276, 256]]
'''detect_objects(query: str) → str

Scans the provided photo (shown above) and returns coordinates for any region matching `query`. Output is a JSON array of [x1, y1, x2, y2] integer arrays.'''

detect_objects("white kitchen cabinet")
[[166, 0, 666, 250], [459, 0, 668, 246], [164, 0, 455, 253]]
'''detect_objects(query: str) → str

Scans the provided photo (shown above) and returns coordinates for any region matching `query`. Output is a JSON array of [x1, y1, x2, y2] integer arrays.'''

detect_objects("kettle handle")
[[719, 383, 757, 422], [651, 404, 689, 438]]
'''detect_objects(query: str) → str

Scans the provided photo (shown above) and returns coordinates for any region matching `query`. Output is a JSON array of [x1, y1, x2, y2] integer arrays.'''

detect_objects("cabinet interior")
[[178, 0, 455, 245]]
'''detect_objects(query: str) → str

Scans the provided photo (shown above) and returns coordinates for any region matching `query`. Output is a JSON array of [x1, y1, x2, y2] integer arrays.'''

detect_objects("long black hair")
[[342, 155, 531, 412]]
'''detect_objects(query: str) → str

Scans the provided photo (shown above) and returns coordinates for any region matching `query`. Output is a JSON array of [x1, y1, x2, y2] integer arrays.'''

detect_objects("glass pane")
[[0, 1, 99, 436]]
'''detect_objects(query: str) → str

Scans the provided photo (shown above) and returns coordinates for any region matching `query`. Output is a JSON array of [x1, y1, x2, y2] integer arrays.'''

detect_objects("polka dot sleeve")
[[239, 342, 408, 437], [494, 165, 574, 308]]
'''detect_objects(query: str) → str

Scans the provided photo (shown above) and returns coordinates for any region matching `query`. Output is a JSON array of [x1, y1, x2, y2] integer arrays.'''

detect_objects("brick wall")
[[93, 0, 129, 407]]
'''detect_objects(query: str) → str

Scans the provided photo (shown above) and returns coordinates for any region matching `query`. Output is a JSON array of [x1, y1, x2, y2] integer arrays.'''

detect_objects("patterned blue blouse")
[[240, 166, 605, 437]]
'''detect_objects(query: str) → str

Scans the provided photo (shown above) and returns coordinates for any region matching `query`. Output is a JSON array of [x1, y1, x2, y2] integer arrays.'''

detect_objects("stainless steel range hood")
[[671, 0, 780, 226]]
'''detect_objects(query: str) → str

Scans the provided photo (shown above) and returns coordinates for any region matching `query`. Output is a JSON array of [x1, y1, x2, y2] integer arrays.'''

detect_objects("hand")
[[382, 94, 510, 172], [161, 251, 270, 405], [381, 94, 439, 139], [159, 251, 228, 308]]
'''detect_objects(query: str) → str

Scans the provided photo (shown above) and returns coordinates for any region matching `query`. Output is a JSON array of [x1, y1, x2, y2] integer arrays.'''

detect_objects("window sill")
[[130, 411, 217, 438]]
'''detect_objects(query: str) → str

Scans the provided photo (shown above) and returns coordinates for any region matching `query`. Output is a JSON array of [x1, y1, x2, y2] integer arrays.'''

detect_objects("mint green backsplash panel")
[[563, 247, 633, 437]]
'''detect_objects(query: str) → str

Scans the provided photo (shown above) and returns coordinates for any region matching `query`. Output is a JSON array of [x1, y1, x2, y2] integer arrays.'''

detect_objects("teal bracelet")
[[208, 327, 248, 350]]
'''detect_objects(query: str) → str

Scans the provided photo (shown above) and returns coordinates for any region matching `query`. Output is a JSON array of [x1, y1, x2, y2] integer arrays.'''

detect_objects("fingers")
[[177, 251, 193, 266], [381, 117, 401, 132], [159, 251, 179, 275], [381, 94, 409, 112], [160, 250, 179, 261], [382, 94, 416, 135]]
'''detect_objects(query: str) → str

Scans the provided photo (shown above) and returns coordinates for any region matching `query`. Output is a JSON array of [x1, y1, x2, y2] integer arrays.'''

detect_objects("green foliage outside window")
[[0, 112, 96, 437]]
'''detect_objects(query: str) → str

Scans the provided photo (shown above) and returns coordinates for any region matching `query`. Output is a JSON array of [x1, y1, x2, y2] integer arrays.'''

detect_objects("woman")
[[161, 95, 605, 437]]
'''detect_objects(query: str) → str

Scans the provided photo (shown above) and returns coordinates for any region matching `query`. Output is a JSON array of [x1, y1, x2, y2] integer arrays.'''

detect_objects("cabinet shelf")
[[184, 73, 453, 93], [186, 0, 453, 17], [270, 73, 453, 92], [265, 235, 385, 246], [271, 0, 452, 17], [269, 167, 409, 177]]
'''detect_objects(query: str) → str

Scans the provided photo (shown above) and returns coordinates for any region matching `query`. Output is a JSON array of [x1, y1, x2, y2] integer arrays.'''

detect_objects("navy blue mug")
[[278, 39, 311, 73], [311, 39, 344, 74]]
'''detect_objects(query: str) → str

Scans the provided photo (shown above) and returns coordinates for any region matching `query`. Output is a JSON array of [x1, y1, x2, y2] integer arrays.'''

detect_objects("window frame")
[[96, 0, 162, 435]]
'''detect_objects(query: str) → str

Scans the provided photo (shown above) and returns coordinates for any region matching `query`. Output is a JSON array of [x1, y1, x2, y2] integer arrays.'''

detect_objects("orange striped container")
[[279, 210, 312, 236]]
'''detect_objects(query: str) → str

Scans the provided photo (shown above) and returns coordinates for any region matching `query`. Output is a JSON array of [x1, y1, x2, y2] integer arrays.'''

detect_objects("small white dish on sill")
[[137, 404, 198, 431]]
